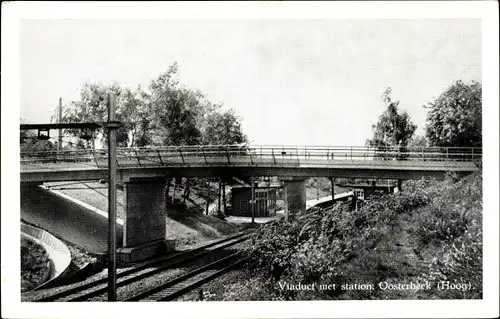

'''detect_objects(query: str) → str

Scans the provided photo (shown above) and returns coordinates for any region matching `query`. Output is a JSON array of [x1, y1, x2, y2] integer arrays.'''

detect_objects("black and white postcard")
[[2, 1, 499, 319]]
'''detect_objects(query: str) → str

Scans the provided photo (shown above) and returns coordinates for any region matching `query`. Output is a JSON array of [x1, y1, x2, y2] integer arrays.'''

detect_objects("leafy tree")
[[202, 109, 248, 145], [56, 82, 153, 148], [425, 80, 482, 147], [20, 118, 59, 152], [148, 63, 203, 146], [120, 86, 153, 147], [366, 87, 417, 159], [408, 135, 429, 148], [20, 130, 58, 152], [367, 87, 417, 149], [57, 61, 248, 149]]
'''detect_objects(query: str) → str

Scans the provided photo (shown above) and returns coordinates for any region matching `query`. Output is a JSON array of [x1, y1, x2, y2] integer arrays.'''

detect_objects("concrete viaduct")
[[20, 144, 481, 261]]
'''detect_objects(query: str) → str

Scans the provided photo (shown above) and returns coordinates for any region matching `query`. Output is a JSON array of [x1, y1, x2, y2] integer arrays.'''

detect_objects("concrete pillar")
[[123, 179, 166, 247], [283, 178, 307, 215]]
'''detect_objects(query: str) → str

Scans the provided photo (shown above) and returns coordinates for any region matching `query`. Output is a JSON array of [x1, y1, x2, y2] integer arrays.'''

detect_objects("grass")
[[44, 181, 242, 249]]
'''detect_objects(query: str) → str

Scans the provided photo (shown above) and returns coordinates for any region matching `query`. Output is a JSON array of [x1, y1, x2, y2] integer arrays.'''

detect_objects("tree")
[[120, 85, 153, 147], [57, 83, 129, 148], [408, 135, 429, 148], [148, 63, 203, 146], [20, 118, 58, 152], [202, 109, 248, 145], [366, 87, 417, 159], [425, 80, 482, 147], [55, 82, 154, 148], [57, 61, 248, 150]]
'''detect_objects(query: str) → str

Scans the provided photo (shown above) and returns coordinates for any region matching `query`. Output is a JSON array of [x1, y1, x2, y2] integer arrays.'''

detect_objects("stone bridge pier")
[[282, 177, 307, 219], [118, 178, 174, 263]]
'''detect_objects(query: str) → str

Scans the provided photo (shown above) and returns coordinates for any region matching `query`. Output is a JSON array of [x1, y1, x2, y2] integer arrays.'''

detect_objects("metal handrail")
[[20, 145, 483, 155], [20, 144, 482, 168]]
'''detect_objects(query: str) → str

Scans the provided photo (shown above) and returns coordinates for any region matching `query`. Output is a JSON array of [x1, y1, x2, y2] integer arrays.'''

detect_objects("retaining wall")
[[21, 184, 123, 254], [21, 223, 71, 291]]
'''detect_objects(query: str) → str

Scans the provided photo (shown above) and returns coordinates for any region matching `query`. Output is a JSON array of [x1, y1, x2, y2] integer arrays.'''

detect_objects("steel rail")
[[33, 232, 248, 302], [123, 252, 249, 302], [64, 235, 249, 301]]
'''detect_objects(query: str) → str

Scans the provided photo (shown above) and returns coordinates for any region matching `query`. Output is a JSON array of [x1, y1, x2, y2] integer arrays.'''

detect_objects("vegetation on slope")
[[21, 238, 51, 292], [194, 172, 481, 301]]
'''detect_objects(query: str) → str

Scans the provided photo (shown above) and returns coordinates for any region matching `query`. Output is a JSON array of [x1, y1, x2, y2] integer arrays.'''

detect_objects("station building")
[[337, 181, 397, 200], [230, 186, 278, 217]]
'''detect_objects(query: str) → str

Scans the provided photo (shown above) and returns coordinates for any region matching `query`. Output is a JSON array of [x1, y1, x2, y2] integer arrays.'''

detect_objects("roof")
[[337, 184, 396, 189], [306, 191, 354, 209]]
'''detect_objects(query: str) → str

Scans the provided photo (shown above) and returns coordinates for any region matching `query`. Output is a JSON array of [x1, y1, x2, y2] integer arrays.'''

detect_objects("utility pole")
[[283, 184, 288, 222], [58, 98, 62, 151], [222, 179, 227, 216], [251, 177, 255, 223], [106, 92, 119, 302], [217, 179, 221, 215], [331, 176, 335, 205]]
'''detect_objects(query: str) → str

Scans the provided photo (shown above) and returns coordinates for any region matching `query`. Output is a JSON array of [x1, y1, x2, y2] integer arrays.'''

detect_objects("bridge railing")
[[20, 145, 482, 168]]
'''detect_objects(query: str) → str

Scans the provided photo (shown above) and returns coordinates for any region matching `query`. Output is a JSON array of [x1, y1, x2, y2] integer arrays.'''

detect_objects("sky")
[[19, 19, 481, 146]]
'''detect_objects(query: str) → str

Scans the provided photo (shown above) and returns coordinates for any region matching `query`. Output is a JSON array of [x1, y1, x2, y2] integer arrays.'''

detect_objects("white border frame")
[[2, 2, 498, 318]]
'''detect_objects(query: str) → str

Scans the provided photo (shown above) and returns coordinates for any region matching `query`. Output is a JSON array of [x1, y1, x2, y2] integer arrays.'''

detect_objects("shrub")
[[411, 173, 482, 247], [245, 173, 481, 300], [221, 276, 287, 301], [412, 173, 483, 298], [21, 238, 50, 292], [420, 228, 482, 299]]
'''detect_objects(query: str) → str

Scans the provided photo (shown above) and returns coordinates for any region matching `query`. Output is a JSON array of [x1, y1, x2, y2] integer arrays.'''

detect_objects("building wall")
[[351, 186, 396, 200], [231, 187, 277, 217]]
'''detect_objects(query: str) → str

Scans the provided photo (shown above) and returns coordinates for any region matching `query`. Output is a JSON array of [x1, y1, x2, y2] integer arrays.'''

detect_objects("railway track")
[[33, 232, 251, 302], [124, 253, 250, 301]]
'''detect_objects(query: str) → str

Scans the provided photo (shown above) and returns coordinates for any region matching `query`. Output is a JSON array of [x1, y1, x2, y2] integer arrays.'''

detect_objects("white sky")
[[20, 19, 481, 146]]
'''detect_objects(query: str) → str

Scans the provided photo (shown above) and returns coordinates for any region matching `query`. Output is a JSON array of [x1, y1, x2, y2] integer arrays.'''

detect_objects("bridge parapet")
[[20, 145, 482, 170]]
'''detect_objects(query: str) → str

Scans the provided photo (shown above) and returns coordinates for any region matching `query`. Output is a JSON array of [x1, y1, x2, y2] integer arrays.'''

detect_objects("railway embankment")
[[177, 172, 483, 301]]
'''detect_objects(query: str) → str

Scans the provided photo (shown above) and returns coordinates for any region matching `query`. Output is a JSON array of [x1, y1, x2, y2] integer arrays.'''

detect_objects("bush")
[[413, 173, 483, 299], [246, 187, 433, 300], [221, 275, 287, 301], [241, 173, 482, 300], [21, 238, 51, 292], [420, 228, 482, 299], [411, 173, 482, 247]]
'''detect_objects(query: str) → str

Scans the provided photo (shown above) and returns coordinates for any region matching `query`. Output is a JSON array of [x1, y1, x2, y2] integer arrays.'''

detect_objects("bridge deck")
[[20, 145, 481, 182]]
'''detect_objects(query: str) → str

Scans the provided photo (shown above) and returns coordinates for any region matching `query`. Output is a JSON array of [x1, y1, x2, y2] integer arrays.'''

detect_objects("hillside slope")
[[187, 172, 482, 301]]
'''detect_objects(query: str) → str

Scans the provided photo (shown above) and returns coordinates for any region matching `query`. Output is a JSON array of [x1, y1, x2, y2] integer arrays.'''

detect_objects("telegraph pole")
[[58, 98, 62, 151], [222, 179, 227, 216], [331, 176, 335, 205], [284, 184, 288, 222], [251, 177, 255, 224], [106, 93, 119, 302]]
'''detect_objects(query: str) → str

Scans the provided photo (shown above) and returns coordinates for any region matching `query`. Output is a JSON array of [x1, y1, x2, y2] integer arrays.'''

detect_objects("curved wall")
[[21, 223, 71, 290]]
